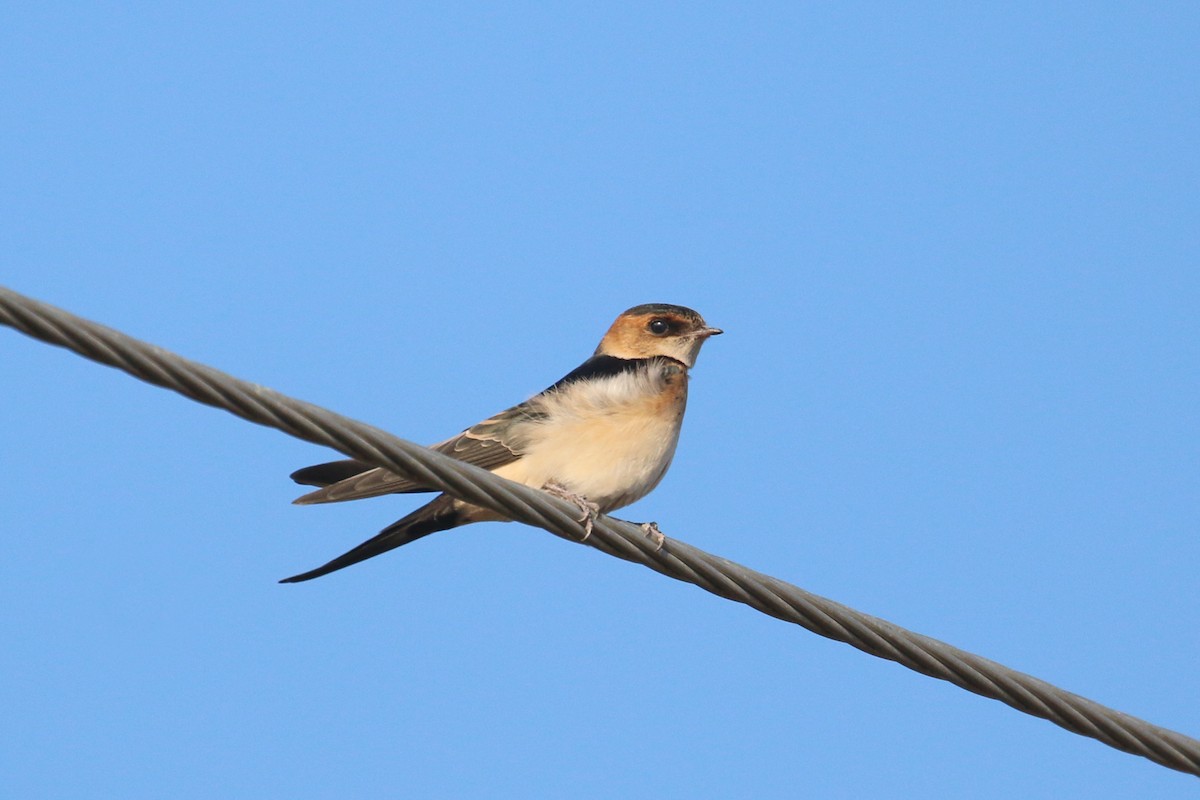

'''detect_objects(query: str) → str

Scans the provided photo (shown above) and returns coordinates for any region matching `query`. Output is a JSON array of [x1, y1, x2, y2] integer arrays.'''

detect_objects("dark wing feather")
[[290, 459, 378, 488], [290, 402, 541, 505]]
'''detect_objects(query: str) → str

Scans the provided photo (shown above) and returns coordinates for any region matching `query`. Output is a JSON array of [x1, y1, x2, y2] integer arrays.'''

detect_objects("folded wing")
[[290, 402, 542, 504]]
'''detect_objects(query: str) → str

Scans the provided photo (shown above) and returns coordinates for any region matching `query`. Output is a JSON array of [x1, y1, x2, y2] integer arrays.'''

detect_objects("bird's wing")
[[290, 459, 379, 488], [290, 400, 546, 505]]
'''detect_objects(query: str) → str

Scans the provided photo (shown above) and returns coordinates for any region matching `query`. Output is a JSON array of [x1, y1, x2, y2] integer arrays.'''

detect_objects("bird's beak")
[[701, 326, 724, 338]]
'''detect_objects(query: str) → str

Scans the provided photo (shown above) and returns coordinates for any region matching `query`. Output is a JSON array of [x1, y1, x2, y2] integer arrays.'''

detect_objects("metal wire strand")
[[2, 284, 1197, 777]]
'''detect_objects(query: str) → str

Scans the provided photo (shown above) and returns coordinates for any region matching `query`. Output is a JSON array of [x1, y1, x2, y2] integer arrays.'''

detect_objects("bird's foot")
[[640, 521, 666, 551], [542, 482, 600, 541]]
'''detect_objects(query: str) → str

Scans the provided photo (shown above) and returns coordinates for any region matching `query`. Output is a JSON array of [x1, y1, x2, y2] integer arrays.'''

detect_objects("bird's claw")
[[542, 481, 600, 542], [640, 521, 666, 551]]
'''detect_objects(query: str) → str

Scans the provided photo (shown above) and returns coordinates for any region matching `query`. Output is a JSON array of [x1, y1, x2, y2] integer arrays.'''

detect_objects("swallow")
[[280, 303, 722, 583]]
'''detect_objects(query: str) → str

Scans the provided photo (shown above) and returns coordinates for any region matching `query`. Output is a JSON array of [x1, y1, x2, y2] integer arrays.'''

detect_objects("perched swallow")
[[280, 303, 722, 583]]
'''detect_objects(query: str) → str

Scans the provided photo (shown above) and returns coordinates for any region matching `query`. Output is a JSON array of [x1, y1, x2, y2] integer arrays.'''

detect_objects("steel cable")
[[2, 284, 1197, 777]]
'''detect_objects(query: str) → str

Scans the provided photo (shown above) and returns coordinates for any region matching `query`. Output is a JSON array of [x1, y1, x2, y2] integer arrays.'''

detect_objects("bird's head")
[[596, 303, 722, 368]]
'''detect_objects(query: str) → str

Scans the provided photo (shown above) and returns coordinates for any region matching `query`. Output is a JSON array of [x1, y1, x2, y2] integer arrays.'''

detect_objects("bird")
[[280, 303, 722, 583]]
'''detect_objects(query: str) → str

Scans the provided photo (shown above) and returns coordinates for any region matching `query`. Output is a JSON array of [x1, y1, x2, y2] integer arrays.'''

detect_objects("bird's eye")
[[648, 318, 671, 336]]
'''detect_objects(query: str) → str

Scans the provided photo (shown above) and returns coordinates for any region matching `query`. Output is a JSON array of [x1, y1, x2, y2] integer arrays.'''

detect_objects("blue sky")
[[2, 3, 1197, 797]]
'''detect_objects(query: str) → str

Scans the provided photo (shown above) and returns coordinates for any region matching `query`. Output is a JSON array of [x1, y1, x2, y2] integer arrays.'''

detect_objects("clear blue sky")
[[2, 4, 1197, 797]]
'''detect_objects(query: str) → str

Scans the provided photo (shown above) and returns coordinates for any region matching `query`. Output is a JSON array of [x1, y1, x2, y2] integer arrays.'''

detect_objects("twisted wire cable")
[[2, 284, 1197, 777]]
